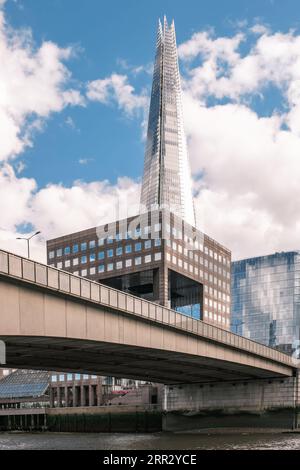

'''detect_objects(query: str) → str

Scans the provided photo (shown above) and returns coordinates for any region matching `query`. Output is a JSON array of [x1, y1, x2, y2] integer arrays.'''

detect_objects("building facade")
[[141, 17, 195, 227], [47, 210, 231, 328], [231, 252, 300, 357]]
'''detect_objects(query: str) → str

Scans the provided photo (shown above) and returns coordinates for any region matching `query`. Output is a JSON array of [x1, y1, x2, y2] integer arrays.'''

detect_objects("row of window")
[[52, 253, 162, 275], [49, 239, 162, 260], [51, 373, 97, 382], [204, 297, 230, 313], [165, 252, 230, 279], [48, 233, 230, 267], [204, 284, 231, 299], [203, 311, 230, 326]]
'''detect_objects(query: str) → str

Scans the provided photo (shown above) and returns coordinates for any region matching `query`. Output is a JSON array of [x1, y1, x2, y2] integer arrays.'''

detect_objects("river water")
[[1, 430, 300, 450]]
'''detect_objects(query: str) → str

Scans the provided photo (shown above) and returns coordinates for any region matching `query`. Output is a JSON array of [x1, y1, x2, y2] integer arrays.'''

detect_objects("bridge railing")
[[0, 249, 293, 367]]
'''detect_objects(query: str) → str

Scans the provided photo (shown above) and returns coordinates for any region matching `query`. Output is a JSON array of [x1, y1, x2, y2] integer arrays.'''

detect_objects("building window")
[[56, 248, 62, 257], [67, 373, 73, 381], [116, 261, 123, 270], [135, 257, 142, 266], [75, 374, 81, 380], [154, 223, 161, 232], [83, 374, 89, 380], [73, 244, 79, 254], [59, 374, 65, 382], [145, 240, 151, 250], [81, 269, 87, 276], [98, 264, 104, 273], [155, 238, 161, 247], [107, 249, 114, 258], [145, 255, 151, 263], [81, 242, 87, 251], [89, 240, 96, 249], [107, 237, 113, 244], [116, 247, 123, 256], [107, 263, 114, 271], [98, 238, 104, 246], [125, 244, 132, 254], [73, 258, 79, 266], [49, 251, 55, 259], [155, 252, 161, 261], [135, 242, 142, 252], [98, 251, 104, 260], [51, 375, 57, 382], [64, 246, 71, 255], [90, 267, 96, 275], [65, 260, 71, 268], [57, 262, 63, 269], [90, 252, 96, 262], [126, 259, 132, 268], [81, 255, 87, 264]]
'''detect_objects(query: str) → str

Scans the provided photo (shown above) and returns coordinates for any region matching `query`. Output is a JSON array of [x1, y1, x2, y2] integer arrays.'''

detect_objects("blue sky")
[[2, 0, 300, 261], [4, 0, 300, 188]]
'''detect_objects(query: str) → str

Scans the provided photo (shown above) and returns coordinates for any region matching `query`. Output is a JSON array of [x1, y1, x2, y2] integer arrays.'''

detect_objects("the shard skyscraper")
[[140, 17, 196, 227]]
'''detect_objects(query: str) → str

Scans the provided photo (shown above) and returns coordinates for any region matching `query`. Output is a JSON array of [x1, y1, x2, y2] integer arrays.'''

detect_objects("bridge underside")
[[1, 336, 291, 384]]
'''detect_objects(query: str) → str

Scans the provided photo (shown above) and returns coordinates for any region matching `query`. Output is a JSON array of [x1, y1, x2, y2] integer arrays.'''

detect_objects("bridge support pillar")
[[162, 371, 300, 431]]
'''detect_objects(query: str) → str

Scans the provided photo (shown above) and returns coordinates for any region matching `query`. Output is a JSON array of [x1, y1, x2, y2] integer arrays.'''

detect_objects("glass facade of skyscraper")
[[231, 252, 300, 358], [140, 18, 196, 227]]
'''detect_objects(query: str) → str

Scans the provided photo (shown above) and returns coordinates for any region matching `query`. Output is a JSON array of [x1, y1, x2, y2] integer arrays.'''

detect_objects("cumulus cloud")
[[179, 26, 300, 259], [0, 5, 140, 263], [86, 73, 148, 116], [0, 3, 83, 162], [0, 163, 140, 262]]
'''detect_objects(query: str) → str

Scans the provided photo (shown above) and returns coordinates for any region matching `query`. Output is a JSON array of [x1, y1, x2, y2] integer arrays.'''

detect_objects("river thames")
[[1, 430, 300, 450]]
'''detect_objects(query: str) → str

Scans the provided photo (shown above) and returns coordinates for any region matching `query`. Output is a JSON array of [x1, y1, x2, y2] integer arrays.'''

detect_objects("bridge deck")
[[0, 249, 296, 383]]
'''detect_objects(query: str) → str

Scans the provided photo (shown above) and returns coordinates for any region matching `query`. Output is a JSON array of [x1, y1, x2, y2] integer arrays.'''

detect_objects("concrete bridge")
[[0, 249, 299, 429]]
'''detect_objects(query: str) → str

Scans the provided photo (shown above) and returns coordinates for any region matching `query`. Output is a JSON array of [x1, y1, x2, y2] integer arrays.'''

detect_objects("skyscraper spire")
[[140, 18, 196, 227]]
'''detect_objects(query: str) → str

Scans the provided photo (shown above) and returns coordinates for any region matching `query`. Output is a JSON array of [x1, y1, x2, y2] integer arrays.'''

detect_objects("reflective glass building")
[[140, 17, 196, 227], [231, 252, 300, 357]]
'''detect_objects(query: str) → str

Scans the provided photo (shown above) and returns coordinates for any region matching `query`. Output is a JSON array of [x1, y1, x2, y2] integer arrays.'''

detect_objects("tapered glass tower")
[[140, 17, 196, 227]]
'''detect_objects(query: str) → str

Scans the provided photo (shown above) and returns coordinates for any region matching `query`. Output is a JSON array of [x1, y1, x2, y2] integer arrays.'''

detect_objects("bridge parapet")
[[0, 249, 294, 369]]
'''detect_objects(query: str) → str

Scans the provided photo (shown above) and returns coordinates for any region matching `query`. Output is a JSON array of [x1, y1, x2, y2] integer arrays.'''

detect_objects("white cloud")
[[179, 27, 300, 259], [78, 157, 94, 165], [0, 4, 84, 162], [0, 163, 140, 262], [250, 23, 270, 35], [86, 73, 148, 116]]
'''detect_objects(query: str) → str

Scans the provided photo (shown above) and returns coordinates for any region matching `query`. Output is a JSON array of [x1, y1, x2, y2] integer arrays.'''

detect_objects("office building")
[[231, 252, 300, 357]]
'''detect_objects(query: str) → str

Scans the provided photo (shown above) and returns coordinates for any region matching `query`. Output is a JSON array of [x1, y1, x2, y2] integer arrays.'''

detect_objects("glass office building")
[[231, 252, 300, 358], [140, 17, 196, 227]]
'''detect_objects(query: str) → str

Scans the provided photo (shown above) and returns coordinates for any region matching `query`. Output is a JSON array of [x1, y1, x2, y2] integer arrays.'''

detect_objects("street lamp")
[[16, 231, 41, 259]]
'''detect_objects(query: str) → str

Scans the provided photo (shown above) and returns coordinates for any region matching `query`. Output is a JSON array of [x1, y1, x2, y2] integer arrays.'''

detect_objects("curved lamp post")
[[16, 231, 41, 259]]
